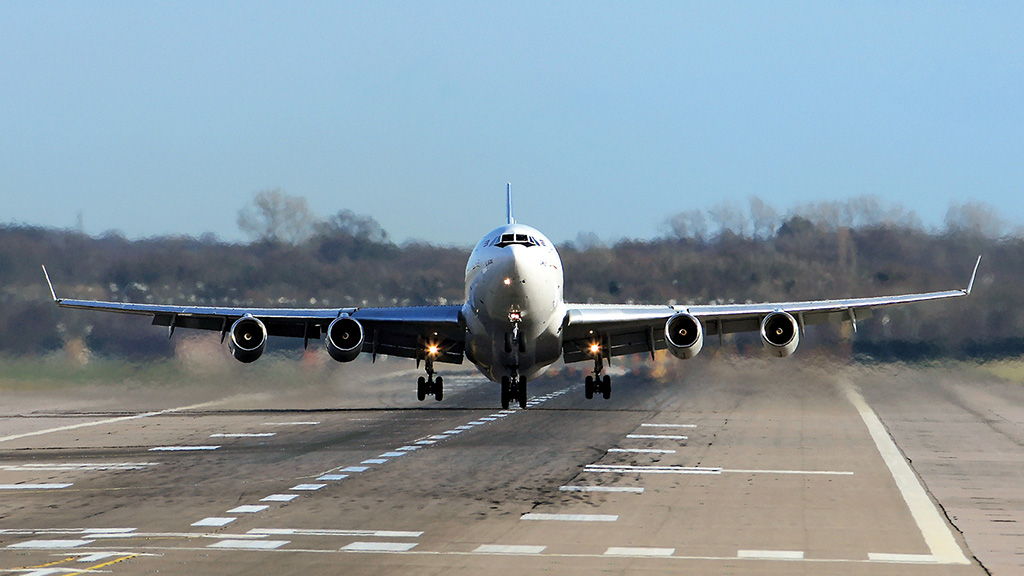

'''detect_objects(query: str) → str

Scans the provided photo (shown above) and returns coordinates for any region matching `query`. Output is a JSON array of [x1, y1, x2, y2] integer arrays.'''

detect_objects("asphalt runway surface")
[[0, 355, 1017, 575]]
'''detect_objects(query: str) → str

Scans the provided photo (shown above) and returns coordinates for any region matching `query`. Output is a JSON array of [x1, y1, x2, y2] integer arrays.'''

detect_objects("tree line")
[[0, 190, 1019, 362]]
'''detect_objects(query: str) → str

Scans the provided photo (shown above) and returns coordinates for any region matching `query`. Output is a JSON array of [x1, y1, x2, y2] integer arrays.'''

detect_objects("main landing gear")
[[416, 358, 443, 402], [501, 373, 527, 409], [584, 350, 612, 400]]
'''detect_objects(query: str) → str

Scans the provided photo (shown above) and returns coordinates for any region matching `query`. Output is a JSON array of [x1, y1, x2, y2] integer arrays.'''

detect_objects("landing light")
[[589, 343, 600, 355], [427, 345, 439, 356], [503, 277, 512, 286]]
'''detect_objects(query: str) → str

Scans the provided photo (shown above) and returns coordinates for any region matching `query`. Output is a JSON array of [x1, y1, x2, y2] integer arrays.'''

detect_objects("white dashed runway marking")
[[559, 485, 644, 494], [0, 483, 72, 490], [737, 549, 804, 560], [868, 552, 940, 563], [378, 452, 406, 458], [7, 539, 94, 549], [342, 542, 418, 552], [0, 463, 157, 472], [260, 494, 297, 502], [474, 544, 546, 554], [607, 448, 676, 454], [521, 513, 618, 522], [585, 464, 721, 475], [317, 474, 348, 481], [361, 459, 388, 464], [210, 433, 276, 438], [227, 505, 268, 514], [209, 539, 290, 550], [640, 423, 696, 428], [605, 547, 675, 557], [191, 517, 235, 527], [290, 484, 326, 491], [340, 466, 369, 473], [149, 445, 220, 452], [249, 528, 423, 538], [625, 434, 687, 440], [262, 422, 319, 426]]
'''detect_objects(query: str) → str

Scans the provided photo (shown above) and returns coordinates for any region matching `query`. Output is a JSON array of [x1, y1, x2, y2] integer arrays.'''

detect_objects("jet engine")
[[325, 316, 364, 362], [760, 311, 799, 357], [229, 315, 268, 363], [665, 312, 704, 360]]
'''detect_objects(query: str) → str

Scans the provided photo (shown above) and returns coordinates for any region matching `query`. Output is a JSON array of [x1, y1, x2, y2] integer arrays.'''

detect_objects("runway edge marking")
[[842, 381, 970, 565]]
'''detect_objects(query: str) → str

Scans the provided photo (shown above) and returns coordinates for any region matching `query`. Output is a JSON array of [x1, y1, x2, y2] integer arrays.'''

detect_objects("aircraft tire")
[[517, 378, 527, 409], [501, 376, 511, 409], [434, 376, 444, 401], [602, 375, 611, 400], [417, 376, 426, 401], [585, 375, 594, 399]]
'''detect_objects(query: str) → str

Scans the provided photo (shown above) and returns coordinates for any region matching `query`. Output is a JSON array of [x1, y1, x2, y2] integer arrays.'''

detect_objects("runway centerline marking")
[[608, 448, 676, 454], [0, 400, 223, 444], [0, 483, 72, 490], [149, 445, 220, 452], [210, 433, 276, 438], [843, 381, 970, 565], [641, 423, 696, 428], [261, 421, 319, 426]]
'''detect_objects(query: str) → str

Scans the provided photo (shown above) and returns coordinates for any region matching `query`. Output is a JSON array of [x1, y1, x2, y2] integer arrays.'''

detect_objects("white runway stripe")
[[521, 513, 618, 522], [260, 494, 297, 502], [605, 547, 675, 557], [868, 552, 940, 563], [559, 485, 644, 493], [608, 448, 676, 454], [0, 483, 72, 490], [262, 421, 319, 426], [210, 433, 276, 438], [626, 434, 687, 440], [641, 423, 696, 428], [149, 445, 220, 452], [474, 544, 546, 554], [737, 549, 804, 560], [586, 465, 721, 475], [250, 528, 422, 538], [209, 539, 289, 550], [1, 463, 157, 471], [227, 505, 268, 513], [191, 517, 235, 527], [342, 542, 418, 552], [8, 539, 94, 549]]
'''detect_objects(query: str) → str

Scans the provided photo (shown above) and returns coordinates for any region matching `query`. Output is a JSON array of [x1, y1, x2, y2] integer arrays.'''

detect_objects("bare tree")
[[749, 196, 779, 238], [315, 209, 389, 243], [666, 209, 708, 241], [237, 189, 316, 244], [708, 201, 749, 237], [945, 201, 1006, 238]]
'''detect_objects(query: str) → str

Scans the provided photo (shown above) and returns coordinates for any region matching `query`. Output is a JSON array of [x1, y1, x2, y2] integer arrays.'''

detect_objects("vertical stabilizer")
[[506, 183, 515, 224]]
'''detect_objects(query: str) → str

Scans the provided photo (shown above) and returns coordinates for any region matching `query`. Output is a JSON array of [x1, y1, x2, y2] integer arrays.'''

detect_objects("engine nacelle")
[[665, 312, 704, 360], [229, 315, 267, 363], [326, 316, 364, 363], [761, 311, 799, 357]]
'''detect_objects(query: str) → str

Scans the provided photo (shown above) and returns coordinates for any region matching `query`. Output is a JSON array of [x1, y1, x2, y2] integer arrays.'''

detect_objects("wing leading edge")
[[561, 256, 981, 363]]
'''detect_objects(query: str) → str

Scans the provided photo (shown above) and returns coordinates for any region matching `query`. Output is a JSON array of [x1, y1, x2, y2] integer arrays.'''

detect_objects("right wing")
[[44, 267, 466, 364]]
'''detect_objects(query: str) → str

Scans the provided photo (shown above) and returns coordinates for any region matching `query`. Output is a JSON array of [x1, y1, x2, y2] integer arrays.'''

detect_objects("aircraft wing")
[[560, 256, 981, 363], [44, 267, 465, 364]]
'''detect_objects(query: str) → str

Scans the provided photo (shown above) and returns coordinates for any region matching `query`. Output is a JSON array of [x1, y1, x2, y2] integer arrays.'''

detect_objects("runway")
[[0, 356, 1012, 575]]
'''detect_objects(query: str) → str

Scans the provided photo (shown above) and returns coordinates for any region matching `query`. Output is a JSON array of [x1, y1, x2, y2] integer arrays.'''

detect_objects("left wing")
[[43, 267, 465, 364], [561, 256, 981, 363]]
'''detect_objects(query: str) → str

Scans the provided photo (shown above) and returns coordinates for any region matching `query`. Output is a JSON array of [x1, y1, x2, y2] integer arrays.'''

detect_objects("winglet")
[[965, 255, 982, 295], [41, 265, 58, 302], [506, 183, 515, 225]]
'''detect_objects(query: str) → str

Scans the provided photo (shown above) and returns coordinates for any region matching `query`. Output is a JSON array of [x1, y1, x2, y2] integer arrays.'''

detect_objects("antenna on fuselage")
[[506, 183, 515, 225]]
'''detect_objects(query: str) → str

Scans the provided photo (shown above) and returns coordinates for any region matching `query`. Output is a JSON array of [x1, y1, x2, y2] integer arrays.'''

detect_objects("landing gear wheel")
[[417, 376, 427, 401], [585, 375, 594, 400], [501, 376, 511, 409], [602, 375, 612, 400], [434, 376, 444, 401], [517, 377, 527, 409]]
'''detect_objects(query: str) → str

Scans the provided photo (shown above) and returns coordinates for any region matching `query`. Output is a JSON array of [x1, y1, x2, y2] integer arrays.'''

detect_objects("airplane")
[[44, 187, 981, 409]]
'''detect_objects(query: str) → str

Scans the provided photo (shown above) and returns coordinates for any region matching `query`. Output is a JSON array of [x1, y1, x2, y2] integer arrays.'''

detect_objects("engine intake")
[[326, 316, 364, 362], [229, 315, 267, 363], [665, 312, 703, 360], [760, 311, 799, 357]]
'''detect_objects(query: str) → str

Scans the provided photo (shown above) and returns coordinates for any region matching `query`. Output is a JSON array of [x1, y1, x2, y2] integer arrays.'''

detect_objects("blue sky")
[[2, 2, 1022, 245]]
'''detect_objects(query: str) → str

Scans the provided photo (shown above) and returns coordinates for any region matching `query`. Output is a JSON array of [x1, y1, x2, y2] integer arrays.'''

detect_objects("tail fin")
[[506, 183, 515, 224]]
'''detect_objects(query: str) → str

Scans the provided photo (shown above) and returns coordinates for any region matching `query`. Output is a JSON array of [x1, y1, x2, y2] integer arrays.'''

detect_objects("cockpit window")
[[495, 233, 539, 248]]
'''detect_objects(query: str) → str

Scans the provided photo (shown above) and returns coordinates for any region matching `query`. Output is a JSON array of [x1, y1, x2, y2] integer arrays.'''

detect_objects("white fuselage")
[[461, 224, 566, 382]]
